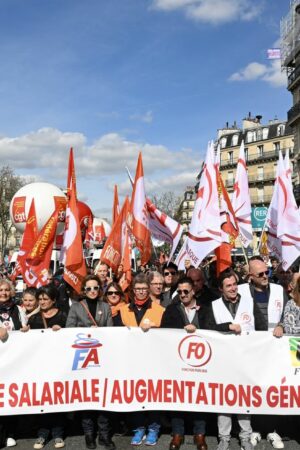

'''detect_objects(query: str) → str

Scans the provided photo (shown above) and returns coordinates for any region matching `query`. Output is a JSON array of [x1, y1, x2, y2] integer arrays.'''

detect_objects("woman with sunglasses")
[[103, 282, 126, 326], [66, 275, 113, 328], [66, 275, 114, 450]]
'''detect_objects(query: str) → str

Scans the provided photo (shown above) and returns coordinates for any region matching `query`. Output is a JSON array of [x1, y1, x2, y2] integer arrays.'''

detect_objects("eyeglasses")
[[253, 271, 269, 278], [150, 283, 163, 286], [134, 288, 149, 292], [85, 286, 100, 292], [107, 291, 121, 296], [164, 271, 176, 276], [177, 289, 192, 295]]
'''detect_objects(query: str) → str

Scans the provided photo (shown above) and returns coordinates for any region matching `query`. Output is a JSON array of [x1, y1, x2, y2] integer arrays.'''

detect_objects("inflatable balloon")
[[10, 182, 67, 234]]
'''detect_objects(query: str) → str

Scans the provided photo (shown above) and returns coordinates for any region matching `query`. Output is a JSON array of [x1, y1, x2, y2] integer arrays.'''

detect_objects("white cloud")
[[130, 110, 153, 123], [151, 0, 263, 24], [229, 59, 287, 87], [0, 126, 201, 190]]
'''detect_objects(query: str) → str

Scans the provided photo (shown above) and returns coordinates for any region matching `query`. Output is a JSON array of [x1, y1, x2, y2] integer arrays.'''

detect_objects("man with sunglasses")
[[161, 276, 207, 450], [241, 256, 288, 450], [162, 262, 179, 307]]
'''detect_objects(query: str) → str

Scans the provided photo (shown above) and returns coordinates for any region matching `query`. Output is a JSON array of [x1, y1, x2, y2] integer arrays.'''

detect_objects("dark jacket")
[[161, 300, 207, 330]]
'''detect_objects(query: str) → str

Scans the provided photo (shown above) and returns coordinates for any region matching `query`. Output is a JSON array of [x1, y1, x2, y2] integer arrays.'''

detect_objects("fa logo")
[[72, 333, 102, 370]]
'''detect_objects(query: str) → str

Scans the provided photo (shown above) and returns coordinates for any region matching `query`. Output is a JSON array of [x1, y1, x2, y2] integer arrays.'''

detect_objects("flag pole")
[[237, 236, 249, 265]]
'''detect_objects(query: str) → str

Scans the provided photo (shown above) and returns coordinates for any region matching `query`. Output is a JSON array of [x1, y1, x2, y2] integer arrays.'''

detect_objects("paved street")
[[8, 434, 300, 450]]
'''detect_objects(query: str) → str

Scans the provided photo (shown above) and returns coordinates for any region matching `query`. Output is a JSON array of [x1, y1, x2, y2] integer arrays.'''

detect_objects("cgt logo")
[[72, 333, 102, 370], [178, 335, 212, 368]]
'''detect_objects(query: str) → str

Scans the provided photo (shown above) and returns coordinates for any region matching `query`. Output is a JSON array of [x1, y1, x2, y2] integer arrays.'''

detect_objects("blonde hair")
[[0, 279, 15, 297]]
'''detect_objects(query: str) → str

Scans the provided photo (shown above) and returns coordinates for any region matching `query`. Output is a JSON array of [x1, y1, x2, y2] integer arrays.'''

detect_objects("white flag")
[[231, 141, 253, 247], [175, 141, 222, 270]]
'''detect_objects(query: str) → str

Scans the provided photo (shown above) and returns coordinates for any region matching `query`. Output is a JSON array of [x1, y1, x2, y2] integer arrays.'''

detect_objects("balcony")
[[250, 195, 273, 205], [220, 149, 281, 167], [248, 171, 276, 184], [288, 64, 300, 89], [288, 101, 300, 126]]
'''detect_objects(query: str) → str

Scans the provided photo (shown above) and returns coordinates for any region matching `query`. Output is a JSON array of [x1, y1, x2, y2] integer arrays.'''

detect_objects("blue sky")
[[0, 0, 291, 220]]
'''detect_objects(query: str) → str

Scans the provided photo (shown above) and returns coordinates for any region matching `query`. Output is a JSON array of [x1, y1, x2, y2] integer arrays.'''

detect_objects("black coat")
[[161, 300, 207, 330]]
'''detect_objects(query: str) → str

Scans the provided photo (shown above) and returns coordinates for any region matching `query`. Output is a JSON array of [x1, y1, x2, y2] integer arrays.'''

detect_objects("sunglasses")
[[85, 286, 100, 292], [253, 271, 269, 278], [177, 289, 192, 295], [107, 291, 121, 296], [164, 271, 177, 276]]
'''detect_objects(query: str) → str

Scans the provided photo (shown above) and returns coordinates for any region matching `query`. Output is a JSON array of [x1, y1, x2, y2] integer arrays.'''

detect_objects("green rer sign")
[[251, 207, 267, 230]]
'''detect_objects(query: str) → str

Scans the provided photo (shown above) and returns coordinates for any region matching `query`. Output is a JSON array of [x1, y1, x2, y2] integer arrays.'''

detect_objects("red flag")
[[112, 185, 120, 225], [10, 199, 38, 281], [129, 153, 151, 265], [67, 147, 77, 199], [84, 215, 94, 248], [101, 196, 132, 292], [94, 223, 106, 243], [215, 169, 239, 275], [62, 186, 87, 293], [101, 197, 129, 272], [24, 208, 59, 287]]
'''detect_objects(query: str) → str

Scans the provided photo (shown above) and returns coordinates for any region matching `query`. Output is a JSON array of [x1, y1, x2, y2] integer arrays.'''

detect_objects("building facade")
[[218, 114, 294, 205], [281, 0, 300, 198], [177, 115, 294, 254]]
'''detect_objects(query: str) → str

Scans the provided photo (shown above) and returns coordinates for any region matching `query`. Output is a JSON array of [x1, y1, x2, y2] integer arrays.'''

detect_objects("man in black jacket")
[[161, 276, 207, 450]]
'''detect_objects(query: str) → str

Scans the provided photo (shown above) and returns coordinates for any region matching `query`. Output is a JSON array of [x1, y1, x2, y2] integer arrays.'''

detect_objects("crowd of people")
[[0, 254, 299, 450]]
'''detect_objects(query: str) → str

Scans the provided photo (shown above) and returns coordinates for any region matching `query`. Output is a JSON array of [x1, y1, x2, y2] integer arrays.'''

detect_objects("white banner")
[[1, 328, 300, 415]]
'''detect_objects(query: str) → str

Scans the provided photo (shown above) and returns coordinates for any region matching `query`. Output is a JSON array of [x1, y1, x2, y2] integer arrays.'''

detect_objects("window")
[[246, 131, 253, 143], [277, 124, 285, 136], [257, 145, 264, 157], [232, 134, 239, 146], [244, 147, 249, 161], [227, 171, 234, 186], [257, 166, 264, 181], [256, 128, 263, 141], [273, 163, 277, 176], [273, 141, 280, 152], [263, 128, 269, 139], [257, 187, 264, 202], [228, 151, 233, 164], [221, 137, 227, 149]]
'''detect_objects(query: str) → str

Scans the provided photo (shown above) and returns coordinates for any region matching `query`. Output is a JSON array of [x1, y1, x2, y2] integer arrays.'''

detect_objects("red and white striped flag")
[[176, 141, 222, 270], [231, 140, 253, 247]]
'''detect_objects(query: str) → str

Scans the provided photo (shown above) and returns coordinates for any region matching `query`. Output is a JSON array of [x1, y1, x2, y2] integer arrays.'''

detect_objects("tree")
[[0, 166, 26, 260], [150, 191, 181, 219]]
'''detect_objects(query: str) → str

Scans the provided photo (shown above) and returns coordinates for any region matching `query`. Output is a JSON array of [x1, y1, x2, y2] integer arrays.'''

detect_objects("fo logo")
[[241, 313, 251, 323], [72, 333, 102, 370], [178, 335, 212, 367], [275, 300, 282, 311]]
